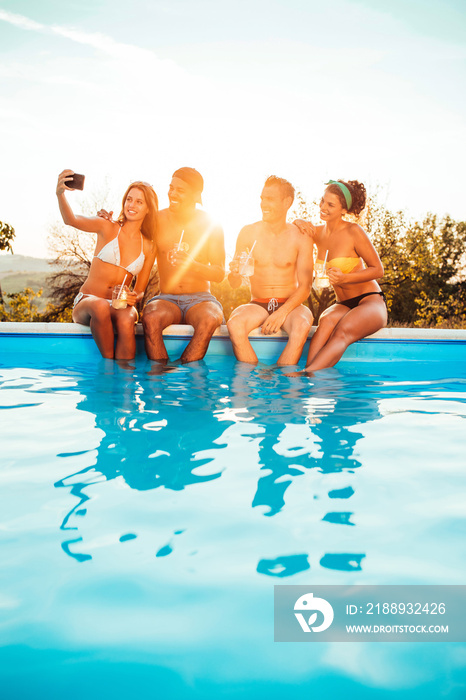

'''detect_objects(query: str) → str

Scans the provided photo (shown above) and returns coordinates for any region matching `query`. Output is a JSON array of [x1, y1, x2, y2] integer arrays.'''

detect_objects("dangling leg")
[[305, 304, 349, 366], [227, 304, 269, 364], [72, 296, 115, 358], [182, 301, 224, 363], [112, 305, 139, 360], [142, 300, 182, 362], [279, 305, 313, 366], [306, 296, 387, 371]]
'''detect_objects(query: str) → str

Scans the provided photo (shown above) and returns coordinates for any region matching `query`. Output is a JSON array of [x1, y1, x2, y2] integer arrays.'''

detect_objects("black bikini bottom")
[[336, 291, 386, 310]]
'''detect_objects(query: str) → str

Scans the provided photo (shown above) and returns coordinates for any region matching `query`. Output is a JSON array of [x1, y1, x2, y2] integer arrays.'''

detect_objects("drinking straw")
[[178, 230, 184, 247], [322, 250, 329, 273], [116, 274, 128, 300], [246, 240, 257, 261]]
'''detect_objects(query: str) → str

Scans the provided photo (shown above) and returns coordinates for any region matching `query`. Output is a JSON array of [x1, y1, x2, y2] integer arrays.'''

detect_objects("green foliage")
[[290, 189, 342, 322], [0, 221, 15, 253], [43, 181, 116, 321], [414, 286, 466, 329], [289, 190, 319, 223], [1, 272, 53, 309], [17, 184, 464, 329], [41, 266, 87, 322], [43, 301, 73, 323], [365, 200, 466, 326], [141, 266, 160, 310], [0, 287, 43, 322], [0, 220, 16, 308], [307, 286, 335, 323], [211, 278, 252, 321], [293, 188, 466, 328]]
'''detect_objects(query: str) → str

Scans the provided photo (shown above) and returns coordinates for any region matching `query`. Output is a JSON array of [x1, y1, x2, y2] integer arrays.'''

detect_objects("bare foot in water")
[[147, 361, 179, 376]]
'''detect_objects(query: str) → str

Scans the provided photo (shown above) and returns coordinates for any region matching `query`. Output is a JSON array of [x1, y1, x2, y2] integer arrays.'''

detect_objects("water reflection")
[[225, 364, 387, 575], [227, 363, 385, 510], [55, 360, 231, 560], [53, 359, 393, 573], [3, 356, 466, 698]]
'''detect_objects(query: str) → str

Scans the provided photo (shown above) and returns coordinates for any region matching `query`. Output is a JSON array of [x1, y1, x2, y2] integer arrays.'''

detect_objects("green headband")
[[325, 180, 352, 210]]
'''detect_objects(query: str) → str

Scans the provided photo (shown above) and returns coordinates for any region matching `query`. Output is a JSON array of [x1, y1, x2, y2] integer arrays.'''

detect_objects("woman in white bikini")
[[297, 179, 387, 372], [56, 170, 158, 359]]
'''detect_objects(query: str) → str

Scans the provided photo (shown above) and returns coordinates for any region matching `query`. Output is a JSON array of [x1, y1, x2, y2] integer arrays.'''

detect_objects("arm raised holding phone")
[[56, 170, 158, 360]]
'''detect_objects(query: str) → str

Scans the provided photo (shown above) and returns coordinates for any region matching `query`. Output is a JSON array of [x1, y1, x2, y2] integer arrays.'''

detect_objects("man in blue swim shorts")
[[143, 168, 226, 363]]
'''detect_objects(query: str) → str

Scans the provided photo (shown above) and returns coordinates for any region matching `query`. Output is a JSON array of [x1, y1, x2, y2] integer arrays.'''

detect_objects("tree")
[[43, 184, 466, 328], [0, 287, 43, 322], [0, 220, 15, 316], [44, 182, 115, 321], [414, 285, 466, 328], [211, 279, 251, 322], [0, 221, 15, 253], [291, 188, 466, 327], [43, 218, 92, 321], [365, 201, 466, 326], [289, 190, 335, 322]]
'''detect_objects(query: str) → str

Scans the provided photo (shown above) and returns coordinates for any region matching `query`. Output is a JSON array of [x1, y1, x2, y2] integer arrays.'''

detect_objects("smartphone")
[[66, 173, 85, 190]]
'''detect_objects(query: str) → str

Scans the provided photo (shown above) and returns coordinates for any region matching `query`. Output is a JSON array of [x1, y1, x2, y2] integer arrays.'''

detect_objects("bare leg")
[[306, 296, 388, 371], [112, 306, 139, 360], [142, 300, 182, 361], [182, 302, 224, 363], [278, 305, 313, 366], [72, 296, 115, 358], [305, 304, 349, 365], [227, 304, 269, 364]]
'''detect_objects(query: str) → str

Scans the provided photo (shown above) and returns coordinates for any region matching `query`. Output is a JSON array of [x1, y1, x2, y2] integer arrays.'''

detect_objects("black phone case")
[[67, 174, 85, 190]]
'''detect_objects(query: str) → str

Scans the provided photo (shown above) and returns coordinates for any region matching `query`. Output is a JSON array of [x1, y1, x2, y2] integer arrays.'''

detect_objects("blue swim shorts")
[[145, 292, 224, 322]]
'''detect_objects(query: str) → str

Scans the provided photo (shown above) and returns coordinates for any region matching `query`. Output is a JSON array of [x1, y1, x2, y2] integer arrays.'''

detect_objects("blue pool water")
[[1, 343, 466, 699]]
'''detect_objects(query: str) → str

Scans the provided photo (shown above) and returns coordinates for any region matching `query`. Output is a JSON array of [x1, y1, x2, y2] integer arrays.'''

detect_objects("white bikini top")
[[94, 226, 145, 276]]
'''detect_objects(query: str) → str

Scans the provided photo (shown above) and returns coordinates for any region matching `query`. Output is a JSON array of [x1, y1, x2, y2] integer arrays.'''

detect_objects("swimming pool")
[[1, 324, 465, 699]]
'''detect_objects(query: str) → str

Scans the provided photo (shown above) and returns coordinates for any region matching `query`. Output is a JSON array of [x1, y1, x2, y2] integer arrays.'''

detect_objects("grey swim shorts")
[[145, 292, 224, 322]]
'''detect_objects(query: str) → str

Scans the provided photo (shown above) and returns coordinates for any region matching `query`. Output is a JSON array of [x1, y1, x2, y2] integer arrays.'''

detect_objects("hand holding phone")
[[65, 173, 85, 190]]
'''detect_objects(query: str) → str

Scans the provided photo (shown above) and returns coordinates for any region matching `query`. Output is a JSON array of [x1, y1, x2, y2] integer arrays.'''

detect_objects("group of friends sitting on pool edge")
[[56, 168, 387, 372]]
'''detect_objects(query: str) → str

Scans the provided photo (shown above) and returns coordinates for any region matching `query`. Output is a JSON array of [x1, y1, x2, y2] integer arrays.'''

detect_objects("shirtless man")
[[142, 167, 225, 363], [227, 176, 313, 365]]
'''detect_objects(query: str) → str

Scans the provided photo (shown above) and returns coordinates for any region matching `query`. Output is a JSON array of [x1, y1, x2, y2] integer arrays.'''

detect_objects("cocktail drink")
[[238, 252, 254, 277], [112, 284, 130, 309], [168, 241, 189, 265], [313, 262, 331, 290]]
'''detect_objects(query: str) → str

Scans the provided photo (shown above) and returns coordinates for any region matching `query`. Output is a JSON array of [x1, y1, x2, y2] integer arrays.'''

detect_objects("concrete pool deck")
[[1, 322, 465, 362]]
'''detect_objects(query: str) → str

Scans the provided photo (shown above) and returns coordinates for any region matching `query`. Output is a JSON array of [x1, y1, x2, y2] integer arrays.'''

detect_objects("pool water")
[[1, 351, 466, 699]]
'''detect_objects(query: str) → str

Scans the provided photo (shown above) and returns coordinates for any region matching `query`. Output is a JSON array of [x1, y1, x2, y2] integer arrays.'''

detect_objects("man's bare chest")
[[157, 226, 209, 257], [255, 241, 297, 270]]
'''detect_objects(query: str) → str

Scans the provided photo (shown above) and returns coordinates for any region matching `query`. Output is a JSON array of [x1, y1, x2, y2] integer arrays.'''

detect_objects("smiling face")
[[124, 187, 149, 222], [319, 188, 347, 222], [168, 177, 198, 212], [260, 184, 292, 224]]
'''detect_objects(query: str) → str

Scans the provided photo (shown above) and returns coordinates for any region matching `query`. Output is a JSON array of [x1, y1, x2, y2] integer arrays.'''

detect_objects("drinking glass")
[[112, 284, 130, 309], [313, 262, 331, 290], [238, 252, 254, 277]]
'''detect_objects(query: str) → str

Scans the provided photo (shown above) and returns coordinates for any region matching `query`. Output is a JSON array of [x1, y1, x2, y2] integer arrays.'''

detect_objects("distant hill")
[[0, 254, 52, 279], [0, 255, 53, 310]]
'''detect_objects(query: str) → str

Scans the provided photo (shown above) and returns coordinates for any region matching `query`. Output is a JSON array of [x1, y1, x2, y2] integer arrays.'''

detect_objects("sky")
[[0, 0, 465, 258]]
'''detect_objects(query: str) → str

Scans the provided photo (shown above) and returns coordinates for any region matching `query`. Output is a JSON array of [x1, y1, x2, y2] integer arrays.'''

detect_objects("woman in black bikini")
[[297, 179, 387, 372], [56, 170, 158, 359]]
